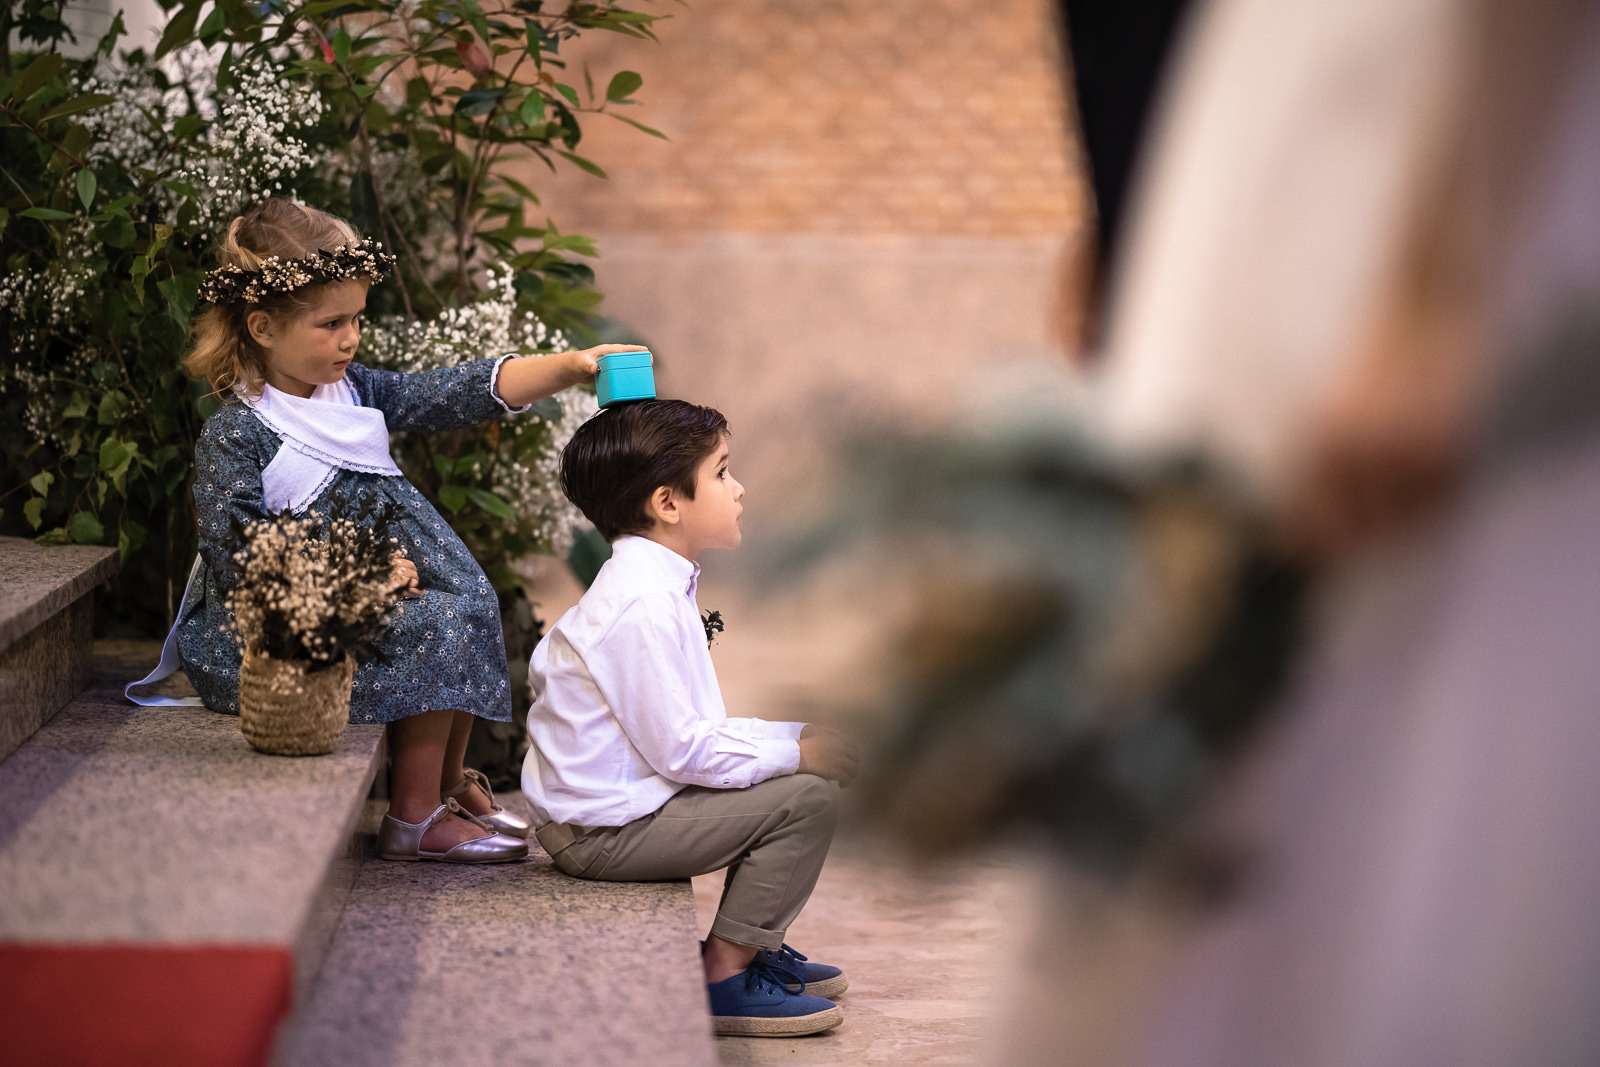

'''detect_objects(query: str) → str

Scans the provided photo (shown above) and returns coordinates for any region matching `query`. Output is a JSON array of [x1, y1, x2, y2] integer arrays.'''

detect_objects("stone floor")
[[694, 839, 1041, 1066]]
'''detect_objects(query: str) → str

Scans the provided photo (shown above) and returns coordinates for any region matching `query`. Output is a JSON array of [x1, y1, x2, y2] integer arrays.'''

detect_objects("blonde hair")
[[185, 199, 362, 400]]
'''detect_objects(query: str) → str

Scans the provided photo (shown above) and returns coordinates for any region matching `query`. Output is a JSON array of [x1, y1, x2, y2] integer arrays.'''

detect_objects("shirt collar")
[[611, 535, 701, 599]]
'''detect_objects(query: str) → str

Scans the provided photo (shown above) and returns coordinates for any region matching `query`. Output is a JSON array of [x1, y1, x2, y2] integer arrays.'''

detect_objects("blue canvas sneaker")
[[706, 956, 844, 1037], [753, 943, 849, 1000]]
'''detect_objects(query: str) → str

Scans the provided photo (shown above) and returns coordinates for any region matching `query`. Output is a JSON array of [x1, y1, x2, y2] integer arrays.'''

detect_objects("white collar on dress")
[[240, 373, 402, 514]]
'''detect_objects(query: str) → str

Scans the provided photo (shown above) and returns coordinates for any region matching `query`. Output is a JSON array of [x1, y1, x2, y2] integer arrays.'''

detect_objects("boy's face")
[[252, 279, 369, 398], [674, 437, 744, 558]]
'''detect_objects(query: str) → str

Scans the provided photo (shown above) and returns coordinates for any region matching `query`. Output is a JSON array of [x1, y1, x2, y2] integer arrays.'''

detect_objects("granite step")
[[0, 535, 119, 762], [0, 640, 386, 1066], [275, 795, 716, 1067]]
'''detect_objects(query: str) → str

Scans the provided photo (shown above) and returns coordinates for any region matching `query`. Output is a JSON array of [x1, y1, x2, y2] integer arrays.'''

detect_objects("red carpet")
[[0, 943, 293, 1066]]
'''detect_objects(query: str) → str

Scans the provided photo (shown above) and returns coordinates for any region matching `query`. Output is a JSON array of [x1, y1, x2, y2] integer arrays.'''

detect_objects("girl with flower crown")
[[154, 197, 644, 863]]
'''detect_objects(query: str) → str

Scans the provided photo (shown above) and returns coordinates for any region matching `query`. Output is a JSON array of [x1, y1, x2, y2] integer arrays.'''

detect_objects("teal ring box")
[[595, 351, 655, 407]]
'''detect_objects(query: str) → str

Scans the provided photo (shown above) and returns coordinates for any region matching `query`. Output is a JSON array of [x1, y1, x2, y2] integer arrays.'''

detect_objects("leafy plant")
[[0, 0, 665, 635]]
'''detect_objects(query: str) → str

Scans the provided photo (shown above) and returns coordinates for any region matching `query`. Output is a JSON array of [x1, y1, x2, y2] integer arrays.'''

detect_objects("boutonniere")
[[702, 608, 724, 648]]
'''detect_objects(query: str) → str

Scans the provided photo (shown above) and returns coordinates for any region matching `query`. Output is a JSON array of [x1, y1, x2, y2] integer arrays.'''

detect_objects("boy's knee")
[[787, 772, 838, 827]]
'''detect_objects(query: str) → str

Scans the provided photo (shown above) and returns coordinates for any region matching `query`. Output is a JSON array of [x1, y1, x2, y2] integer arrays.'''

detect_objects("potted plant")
[[226, 500, 403, 755]]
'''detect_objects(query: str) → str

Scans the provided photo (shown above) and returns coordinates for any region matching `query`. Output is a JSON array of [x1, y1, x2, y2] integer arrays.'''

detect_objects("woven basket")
[[238, 651, 355, 756]]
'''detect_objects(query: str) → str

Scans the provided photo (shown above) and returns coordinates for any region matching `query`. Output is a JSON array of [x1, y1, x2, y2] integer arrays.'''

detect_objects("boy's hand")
[[797, 725, 860, 786]]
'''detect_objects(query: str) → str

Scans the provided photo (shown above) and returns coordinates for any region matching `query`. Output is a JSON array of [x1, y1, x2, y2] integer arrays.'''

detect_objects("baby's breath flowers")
[[362, 263, 596, 560], [79, 47, 320, 230], [225, 500, 404, 678]]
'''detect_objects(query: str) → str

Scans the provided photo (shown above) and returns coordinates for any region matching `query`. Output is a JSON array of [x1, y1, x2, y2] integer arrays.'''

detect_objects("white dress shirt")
[[521, 535, 804, 828]]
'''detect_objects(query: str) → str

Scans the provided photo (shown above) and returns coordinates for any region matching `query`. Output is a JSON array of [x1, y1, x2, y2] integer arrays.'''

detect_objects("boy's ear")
[[246, 309, 275, 347], [648, 485, 680, 527]]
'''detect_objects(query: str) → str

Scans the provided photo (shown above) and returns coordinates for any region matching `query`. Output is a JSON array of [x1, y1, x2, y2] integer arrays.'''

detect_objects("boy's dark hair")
[[561, 399, 730, 541]]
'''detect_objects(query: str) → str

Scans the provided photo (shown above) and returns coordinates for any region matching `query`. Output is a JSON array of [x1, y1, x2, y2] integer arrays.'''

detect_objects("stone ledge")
[[0, 593, 95, 763], [276, 797, 716, 1067], [0, 640, 385, 1066], [0, 535, 118, 652]]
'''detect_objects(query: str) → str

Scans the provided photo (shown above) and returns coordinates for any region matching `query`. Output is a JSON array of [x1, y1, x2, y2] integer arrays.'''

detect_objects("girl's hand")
[[389, 557, 423, 598], [564, 343, 650, 389], [497, 344, 649, 406]]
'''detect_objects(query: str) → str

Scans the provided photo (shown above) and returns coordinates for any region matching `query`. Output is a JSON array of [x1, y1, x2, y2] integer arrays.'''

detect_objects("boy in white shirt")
[[522, 398, 860, 1037]]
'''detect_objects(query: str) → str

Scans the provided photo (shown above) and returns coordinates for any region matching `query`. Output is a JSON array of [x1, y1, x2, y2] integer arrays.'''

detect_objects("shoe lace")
[[768, 943, 809, 968], [749, 946, 807, 993]]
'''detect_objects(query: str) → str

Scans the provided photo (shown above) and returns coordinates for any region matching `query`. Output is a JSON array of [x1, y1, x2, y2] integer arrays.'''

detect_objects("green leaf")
[[117, 518, 148, 561], [529, 396, 561, 421], [157, 273, 197, 328], [154, 2, 201, 61], [567, 526, 611, 588], [498, 172, 541, 205], [457, 88, 508, 116], [60, 123, 92, 159], [198, 3, 226, 41], [130, 255, 153, 299], [76, 169, 97, 210], [99, 436, 133, 472], [459, 0, 492, 46], [605, 70, 642, 102], [513, 271, 544, 302], [466, 487, 515, 520], [12, 54, 64, 104], [518, 90, 544, 126], [19, 207, 75, 221], [23, 497, 46, 531], [554, 83, 579, 107], [98, 390, 130, 426], [173, 113, 205, 140], [37, 527, 72, 547], [433, 453, 455, 480], [609, 113, 668, 140], [523, 18, 548, 61], [555, 149, 606, 179], [438, 484, 469, 513], [68, 510, 105, 545], [62, 392, 89, 419], [40, 93, 116, 121], [30, 471, 55, 495], [333, 28, 352, 65]]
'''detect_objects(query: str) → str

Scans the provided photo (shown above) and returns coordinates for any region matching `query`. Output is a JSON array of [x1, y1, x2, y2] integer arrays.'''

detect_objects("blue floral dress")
[[178, 359, 518, 724]]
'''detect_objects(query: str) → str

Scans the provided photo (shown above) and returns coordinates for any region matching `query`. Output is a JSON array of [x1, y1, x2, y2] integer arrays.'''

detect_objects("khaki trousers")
[[537, 773, 837, 950]]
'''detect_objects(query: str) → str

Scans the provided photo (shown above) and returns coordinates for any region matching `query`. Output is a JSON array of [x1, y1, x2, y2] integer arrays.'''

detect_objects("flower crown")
[[199, 239, 397, 306]]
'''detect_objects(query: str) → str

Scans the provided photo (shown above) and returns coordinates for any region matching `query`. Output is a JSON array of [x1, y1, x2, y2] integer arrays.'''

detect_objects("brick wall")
[[518, 0, 1086, 238]]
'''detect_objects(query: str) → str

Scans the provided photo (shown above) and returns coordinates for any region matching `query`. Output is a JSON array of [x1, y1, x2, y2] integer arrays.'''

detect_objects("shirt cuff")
[[766, 738, 802, 777], [489, 354, 533, 414], [739, 718, 807, 741]]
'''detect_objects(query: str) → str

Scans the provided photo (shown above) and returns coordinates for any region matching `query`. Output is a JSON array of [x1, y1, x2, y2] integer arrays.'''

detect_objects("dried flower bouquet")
[[225, 498, 404, 754]]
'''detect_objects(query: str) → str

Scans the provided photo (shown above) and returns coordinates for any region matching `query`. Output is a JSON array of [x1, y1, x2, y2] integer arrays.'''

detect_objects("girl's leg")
[[389, 708, 489, 851], [441, 709, 493, 816]]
